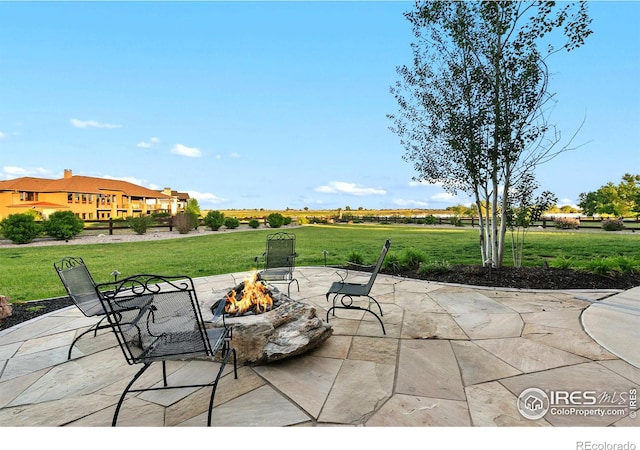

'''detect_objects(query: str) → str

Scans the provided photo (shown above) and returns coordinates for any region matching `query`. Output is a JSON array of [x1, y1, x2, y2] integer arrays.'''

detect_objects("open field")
[[1, 223, 639, 303]]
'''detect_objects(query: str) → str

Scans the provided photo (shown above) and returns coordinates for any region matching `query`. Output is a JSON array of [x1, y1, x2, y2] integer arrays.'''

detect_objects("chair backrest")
[[264, 232, 296, 270], [54, 256, 103, 317], [364, 239, 391, 292], [96, 274, 212, 365]]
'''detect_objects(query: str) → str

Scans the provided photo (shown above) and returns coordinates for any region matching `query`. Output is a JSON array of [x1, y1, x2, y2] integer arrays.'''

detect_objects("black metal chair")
[[95, 273, 237, 427], [254, 231, 299, 296], [54, 256, 153, 360], [325, 239, 391, 334]]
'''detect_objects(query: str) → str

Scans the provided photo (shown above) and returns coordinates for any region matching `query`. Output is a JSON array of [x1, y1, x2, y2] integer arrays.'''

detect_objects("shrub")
[[423, 215, 438, 225], [449, 216, 463, 227], [224, 217, 240, 229], [582, 257, 622, 276], [418, 260, 452, 275], [248, 218, 261, 229], [549, 256, 575, 270], [297, 216, 309, 225], [611, 256, 640, 274], [283, 216, 292, 226], [0, 213, 42, 244], [266, 213, 285, 228], [400, 248, 428, 270], [127, 215, 153, 235], [43, 211, 84, 240], [553, 217, 580, 229], [346, 249, 365, 265], [602, 218, 625, 231], [173, 213, 193, 234], [203, 210, 225, 231], [382, 253, 402, 273]]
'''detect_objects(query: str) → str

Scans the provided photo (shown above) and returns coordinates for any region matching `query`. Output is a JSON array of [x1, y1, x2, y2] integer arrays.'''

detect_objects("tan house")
[[0, 169, 187, 220]]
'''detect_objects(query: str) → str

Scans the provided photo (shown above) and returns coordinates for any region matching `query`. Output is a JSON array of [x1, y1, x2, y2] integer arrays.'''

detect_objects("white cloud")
[[431, 192, 456, 202], [188, 191, 225, 205], [171, 144, 202, 158], [2, 166, 53, 178], [230, 152, 241, 159], [0, 131, 5, 140], [104, 175, 145, 186], [137, 137, 160, 148], [70, 118, 122, 129], [315, 181, 386, 196], [393, 198, 430, 208]]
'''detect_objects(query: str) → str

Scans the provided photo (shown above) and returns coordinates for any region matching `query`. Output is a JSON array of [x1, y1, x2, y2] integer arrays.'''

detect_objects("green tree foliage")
[[43, 210, 84, 240], [266, 213, 285, 228], [578, 173, 640, 217], [0, 213, 42, 244], [388, 1, 591, 267], [185, 198, 201, 218], [203, 210, 225, 231], [127, 215, 153, 235], [224, 217, 240, 229]]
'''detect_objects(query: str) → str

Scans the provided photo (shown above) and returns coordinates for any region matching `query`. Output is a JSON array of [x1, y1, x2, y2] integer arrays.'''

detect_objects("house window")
[[20, 192, 38, 202], [68, 193, 73, 203], [75, 193, 80, 203]]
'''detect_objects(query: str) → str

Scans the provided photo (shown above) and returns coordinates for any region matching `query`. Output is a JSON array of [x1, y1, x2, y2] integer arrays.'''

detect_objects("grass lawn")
[[1, 223, 638, 302]]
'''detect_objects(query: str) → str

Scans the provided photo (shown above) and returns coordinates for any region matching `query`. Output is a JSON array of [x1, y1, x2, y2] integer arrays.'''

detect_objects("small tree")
[[224, 217, 240, 229], [505, 174, 557, 267], [127, 215, 153, 235], [266, 213, 285, 228], [43, 211, 84, 240], [204, 210, 225, 231], [0, 213, 42, 244]]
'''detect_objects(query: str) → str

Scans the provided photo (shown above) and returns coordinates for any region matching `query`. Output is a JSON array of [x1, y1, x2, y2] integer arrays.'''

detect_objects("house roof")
[[0, 175, 171, 199]]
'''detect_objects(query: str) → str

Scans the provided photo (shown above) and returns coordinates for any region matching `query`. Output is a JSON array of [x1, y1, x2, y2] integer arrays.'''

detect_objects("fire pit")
[[205, 272, 332, 365]]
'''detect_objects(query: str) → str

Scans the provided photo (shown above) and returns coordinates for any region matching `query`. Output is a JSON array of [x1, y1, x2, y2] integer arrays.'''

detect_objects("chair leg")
[[325, 294, 386, 335], [67, 320, 112, 360], [112, 363, 152, 427], [207, 346, 238, 426]]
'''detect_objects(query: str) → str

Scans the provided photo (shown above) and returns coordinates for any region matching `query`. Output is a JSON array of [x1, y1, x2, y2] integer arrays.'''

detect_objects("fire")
[[225, 272, 273, 315]]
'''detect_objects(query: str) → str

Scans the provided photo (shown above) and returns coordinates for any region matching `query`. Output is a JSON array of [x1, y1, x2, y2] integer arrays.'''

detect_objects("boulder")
[[205, 298, 333, 365], [0, 295, 12, 320]]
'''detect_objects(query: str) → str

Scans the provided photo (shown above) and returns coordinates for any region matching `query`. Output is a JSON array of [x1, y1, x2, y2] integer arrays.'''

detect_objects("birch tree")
[[389, 1, 591, 267]]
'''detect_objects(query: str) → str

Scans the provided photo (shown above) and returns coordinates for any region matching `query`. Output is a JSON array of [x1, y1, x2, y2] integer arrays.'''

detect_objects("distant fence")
[[303, 215, 640, 231], [80, 215, 640, 235]]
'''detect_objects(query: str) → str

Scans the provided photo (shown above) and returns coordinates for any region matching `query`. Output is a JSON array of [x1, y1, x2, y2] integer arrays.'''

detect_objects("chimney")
[[64, 169, 72, 179]]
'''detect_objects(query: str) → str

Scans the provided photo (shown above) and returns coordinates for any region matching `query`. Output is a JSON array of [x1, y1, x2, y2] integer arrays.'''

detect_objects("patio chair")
[[325, 239, 391, 334], [95, 273, 237, 426], [54, 256, 153, 360], [254, 231, 299, 296]]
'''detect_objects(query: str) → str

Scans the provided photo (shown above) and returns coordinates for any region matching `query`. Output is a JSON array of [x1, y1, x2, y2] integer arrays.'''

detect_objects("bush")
[[224, 217, 240, 229], [203, 210, 225, 231], [248, 218, 261, 229], [549, 256, 575, 270], [173, 213, 194, 234], [423, 215, 438, 225], [127, 215, 153, 235], [43, 211, 84, 240], [400, 248, 428, 270], [553, 217, 580, 229], [382, 253, 402, 274], [283, 216, 292, 226], [418, 260, 452, 275], [602, 218, 625, 231], [346, 249, 365, 265], [0, 213, 43, 244], [266, 213, 285, 228]]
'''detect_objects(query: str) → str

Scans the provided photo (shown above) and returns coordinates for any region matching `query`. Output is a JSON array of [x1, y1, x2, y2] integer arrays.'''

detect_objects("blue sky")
[[1, 1, 638, 211]]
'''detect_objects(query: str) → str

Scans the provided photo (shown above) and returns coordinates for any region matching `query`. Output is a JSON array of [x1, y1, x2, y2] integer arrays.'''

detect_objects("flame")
[[225, 272, 273, 315]]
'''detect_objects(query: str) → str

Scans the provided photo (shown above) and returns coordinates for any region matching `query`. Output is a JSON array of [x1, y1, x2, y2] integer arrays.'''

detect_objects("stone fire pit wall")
[[203, 288, 333, 365]]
